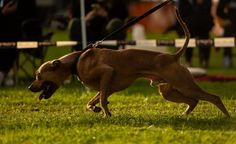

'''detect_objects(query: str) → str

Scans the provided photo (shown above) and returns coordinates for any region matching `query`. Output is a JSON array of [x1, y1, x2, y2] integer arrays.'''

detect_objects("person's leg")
[[0, 49, 17, 73], [199, 45, 211, 68], [185, 48, 193, 67], [105, 18, 126, 40], [222, 27, 233, 68], [223, 48, 233, 68], [0, 48, 18, 86], [68, 18, 82, 51]]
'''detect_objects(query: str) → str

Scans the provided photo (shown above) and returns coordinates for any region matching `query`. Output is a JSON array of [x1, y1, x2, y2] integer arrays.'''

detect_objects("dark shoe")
[[223, 56, 233, 68], [201, 60, 209, 68]]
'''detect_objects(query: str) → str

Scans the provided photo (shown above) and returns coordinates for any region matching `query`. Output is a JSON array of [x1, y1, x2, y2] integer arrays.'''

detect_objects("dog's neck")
[[71, 55, 80, 75], [59, 51, 82, 76]]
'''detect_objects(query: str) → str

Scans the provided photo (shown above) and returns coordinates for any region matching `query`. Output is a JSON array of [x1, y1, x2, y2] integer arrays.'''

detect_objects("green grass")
[[1, 80, 236, 144], [1, 30, 236, 143]]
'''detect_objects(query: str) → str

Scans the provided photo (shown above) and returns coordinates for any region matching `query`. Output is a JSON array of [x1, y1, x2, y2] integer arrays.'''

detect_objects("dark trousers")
[[69, 18, 126, 51], [0, 48, 18, 73], [185, 36, 211, 66], [223, 26, 235, 58]]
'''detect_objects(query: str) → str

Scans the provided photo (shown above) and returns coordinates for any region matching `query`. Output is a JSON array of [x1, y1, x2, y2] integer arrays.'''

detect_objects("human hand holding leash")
[[1, 0, 18, 16]]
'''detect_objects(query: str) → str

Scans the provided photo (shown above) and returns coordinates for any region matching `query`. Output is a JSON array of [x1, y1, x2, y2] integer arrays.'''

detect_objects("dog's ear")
[[51, 60, 61, 68]]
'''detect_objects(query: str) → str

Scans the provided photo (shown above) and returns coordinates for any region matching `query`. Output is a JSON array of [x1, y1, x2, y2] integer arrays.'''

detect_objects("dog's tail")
[[173, 7, 190, 60]]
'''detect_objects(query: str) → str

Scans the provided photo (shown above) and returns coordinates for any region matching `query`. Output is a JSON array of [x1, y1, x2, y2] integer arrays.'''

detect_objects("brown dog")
[[29, 8, 230, 117]]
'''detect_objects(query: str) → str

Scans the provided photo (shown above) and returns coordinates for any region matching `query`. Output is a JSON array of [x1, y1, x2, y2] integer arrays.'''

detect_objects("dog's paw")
[[87, 105, 102, 113], [93, 106, 102, 113]]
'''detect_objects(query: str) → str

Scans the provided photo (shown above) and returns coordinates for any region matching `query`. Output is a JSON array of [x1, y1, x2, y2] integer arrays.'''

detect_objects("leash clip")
[[92, 40, 103, 48]]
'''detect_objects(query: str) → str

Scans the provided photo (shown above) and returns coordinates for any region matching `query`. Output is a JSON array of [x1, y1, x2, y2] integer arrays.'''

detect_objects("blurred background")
[[0, 0, 235, 86]]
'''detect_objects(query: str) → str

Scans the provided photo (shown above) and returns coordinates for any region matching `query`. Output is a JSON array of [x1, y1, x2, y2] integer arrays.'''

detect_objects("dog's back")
[[80, 48, 162, 71]]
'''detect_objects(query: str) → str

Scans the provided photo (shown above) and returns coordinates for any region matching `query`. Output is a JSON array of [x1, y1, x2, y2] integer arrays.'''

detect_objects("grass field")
[[1, 30, 236, 143], [1, 80, 236, 144]]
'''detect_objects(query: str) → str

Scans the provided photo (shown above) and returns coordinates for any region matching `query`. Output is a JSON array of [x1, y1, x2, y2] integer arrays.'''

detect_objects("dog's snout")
[[28, 83, 36, 92], [28, 82, 42, 92]]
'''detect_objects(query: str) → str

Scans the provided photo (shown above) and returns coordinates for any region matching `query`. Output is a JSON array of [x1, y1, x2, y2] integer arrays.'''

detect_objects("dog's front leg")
[[99, 65, 114, 117], [87, 92, 110, 113], [87, 92, 102, 113], [91, 65, 113, 116]]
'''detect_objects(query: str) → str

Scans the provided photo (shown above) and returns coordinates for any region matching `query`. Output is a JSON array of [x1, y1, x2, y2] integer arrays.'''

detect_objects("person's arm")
[[212, 0, 225, 36]]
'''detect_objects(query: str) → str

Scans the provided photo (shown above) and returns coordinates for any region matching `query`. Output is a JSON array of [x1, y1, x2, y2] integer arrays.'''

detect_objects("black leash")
[[82, 0, 173, 52]]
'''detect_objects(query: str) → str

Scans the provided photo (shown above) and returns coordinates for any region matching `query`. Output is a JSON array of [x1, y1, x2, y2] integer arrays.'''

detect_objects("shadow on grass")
[[1, 109, 235, 132], [74, 113, 236, 131]]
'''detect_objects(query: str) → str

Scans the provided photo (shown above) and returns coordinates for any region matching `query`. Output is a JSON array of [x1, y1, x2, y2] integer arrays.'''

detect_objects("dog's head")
[[28, 59, 69, 100]]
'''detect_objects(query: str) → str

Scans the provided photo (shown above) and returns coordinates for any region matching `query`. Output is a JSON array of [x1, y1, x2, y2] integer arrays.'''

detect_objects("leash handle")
[[84, 0, 173, 51]]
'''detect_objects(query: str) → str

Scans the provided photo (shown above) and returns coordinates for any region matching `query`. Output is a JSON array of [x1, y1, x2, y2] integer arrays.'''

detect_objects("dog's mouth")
[[38, 81, 59, 100]]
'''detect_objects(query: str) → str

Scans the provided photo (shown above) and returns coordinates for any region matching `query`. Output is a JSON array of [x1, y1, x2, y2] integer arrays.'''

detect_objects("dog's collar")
[[71, 55, 80, 75]]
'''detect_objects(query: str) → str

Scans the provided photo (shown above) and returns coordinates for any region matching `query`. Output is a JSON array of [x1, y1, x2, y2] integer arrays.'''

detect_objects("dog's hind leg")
[[197, 91, 230, 117], [158, 83, 199, 115], [179, 88, 230, 117]]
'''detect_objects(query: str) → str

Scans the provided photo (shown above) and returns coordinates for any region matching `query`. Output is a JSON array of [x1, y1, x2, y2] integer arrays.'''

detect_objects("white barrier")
[[0, 37, 235, 49]]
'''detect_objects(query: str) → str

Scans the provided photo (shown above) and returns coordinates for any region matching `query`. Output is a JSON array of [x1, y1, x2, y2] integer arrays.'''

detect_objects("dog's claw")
[[180, 112, 188, 117], [103, 112, 112, 117]]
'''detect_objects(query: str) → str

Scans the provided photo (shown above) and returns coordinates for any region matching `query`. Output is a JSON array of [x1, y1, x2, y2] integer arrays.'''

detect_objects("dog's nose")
[[28, 83, 33, 91], [28, 83, 38, 92], [28, 82, 42, 92]]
